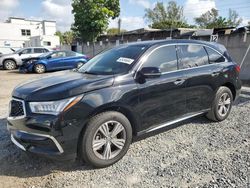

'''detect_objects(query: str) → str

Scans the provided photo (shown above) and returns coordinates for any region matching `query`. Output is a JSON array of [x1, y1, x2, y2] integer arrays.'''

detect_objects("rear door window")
[[34, 48, 46, 53], [177, 44, 209, 69], [143, 45, 178, 73], [205, 47, 226, 63]]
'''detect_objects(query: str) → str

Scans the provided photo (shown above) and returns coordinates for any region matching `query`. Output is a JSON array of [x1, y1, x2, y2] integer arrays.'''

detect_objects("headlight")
[[24, 60, 36, 65], [29, 95, 83, 115], [27, 60, 34, 64]]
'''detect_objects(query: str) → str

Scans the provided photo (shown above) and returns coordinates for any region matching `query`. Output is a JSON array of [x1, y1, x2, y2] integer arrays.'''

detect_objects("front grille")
[[9, 99, 25, 117]]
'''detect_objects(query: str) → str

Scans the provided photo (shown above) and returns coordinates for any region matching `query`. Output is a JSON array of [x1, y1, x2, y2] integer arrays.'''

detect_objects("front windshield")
[[14, 48, 23, 54], [78, 45, 147, 75]]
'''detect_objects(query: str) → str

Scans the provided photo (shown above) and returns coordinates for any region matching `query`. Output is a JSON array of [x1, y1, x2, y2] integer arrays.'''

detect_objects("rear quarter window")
[[43, 48, 49, 53], [205, 47, 226, 63]]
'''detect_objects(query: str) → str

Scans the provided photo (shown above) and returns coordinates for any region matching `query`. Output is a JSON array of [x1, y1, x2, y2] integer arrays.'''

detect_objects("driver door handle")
[[211, 71, 220, 77], [174, 79, 185, 85]]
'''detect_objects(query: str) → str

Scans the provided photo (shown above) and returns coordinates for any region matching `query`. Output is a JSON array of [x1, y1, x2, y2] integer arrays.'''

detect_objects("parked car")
[[19, 50, 89, 73], [0, 47, 50, 70], [7, 39, 241, 167]]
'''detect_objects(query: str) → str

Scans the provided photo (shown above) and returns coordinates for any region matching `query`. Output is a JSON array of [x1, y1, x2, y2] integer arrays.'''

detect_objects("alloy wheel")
[[5, 61, 16, 70], [92, 120, 126, 160], [35, 64, 45, 73], [217, 93, 231, 117]]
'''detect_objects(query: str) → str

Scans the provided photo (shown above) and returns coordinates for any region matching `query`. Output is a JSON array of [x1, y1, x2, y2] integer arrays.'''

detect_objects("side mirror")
[[140, 67, 161, 78], [47, 55, 52, 59], [18, 52, 22, 56]]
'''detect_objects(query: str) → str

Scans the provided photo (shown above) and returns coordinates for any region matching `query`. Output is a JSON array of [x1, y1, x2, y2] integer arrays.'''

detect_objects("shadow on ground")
[[235, 88, 250, 105]]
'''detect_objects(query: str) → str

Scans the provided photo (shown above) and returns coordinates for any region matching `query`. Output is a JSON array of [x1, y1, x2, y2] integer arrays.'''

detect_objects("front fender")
[[33, 60, 47, 70], [62, 85, 141, 135], [77, 59, 88, 64]]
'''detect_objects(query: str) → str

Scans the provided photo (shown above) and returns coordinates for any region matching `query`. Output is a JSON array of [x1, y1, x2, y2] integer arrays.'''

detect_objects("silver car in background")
[[0, 47, 50, 70]]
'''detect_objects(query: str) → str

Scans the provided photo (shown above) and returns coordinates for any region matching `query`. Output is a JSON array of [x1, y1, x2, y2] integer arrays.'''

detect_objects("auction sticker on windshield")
[[117, 57, 134, 64]]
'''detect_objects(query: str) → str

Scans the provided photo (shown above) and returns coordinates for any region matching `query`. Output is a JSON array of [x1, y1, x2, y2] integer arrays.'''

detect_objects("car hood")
[[0, 53, 15, 58], [12, 70, 114, 101], [21, 57, 44, 67]]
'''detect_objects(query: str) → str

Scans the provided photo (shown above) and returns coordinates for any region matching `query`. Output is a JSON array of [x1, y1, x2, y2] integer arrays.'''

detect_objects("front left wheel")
[[4, 60, 17, 70], [34, 64, 46, 74], [80, 111, 132, 168]]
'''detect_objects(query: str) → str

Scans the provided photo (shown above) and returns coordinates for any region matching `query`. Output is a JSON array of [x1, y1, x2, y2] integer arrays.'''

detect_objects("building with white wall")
[[0, 17, 59, 54], [26, 35, 60, 49]]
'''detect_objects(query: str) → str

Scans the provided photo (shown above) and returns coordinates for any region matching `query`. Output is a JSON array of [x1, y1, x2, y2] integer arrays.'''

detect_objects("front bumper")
[[9, 129, 64, 154], [19, 64, 33, 73], [0, 58, 3, 67], [7, 110, 82, 160]]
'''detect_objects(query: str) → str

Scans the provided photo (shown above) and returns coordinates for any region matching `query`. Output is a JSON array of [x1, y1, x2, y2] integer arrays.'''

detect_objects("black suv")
[[7, 40, 241, 167]]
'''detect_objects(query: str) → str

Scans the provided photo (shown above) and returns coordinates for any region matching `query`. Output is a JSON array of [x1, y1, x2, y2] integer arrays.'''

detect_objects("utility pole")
[[118, 18, 121, 35]]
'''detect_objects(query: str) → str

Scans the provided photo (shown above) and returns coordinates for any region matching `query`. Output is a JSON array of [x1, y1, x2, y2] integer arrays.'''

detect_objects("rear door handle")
[[211, 71, 220, 77], [174, 79, 185, 85]]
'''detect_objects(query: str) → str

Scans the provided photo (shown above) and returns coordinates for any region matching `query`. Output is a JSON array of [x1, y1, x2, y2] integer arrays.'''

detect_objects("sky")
[[0, 0, 249, 32]]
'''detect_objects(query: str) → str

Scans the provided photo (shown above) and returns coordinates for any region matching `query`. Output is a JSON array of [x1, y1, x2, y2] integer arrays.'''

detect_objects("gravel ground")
[[0, 70, 249, 188]]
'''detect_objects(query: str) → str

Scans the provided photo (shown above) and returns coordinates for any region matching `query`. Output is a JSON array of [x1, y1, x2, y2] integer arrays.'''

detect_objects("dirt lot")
[[0, 70, 249, 188]]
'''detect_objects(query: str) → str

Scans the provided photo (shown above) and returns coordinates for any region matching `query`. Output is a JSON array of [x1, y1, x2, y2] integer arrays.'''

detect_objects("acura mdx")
[[7, 40, 241, 167]]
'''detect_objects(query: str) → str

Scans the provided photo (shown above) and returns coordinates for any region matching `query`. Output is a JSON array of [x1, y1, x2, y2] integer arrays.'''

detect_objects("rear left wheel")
[[80, 111, 132, 168]]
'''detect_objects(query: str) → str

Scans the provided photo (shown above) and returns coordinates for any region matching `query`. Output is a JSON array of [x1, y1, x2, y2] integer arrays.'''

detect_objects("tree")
[[55, 31, 75, 46], [55, 31, 64, 45], [63, 31, 74, 45], [144, 1, 189, 29], [227, 9, 242, 27], [195, 8, 220, 29], [107, 28, 126, 35], [72, 0, 120, 44], [215, 17, 228, 28], [195, 8, 242, 29]]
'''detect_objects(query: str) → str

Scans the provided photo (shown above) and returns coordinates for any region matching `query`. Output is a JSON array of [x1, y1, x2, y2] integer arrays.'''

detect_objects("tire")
[[3, 60, 17, 70], [76, 62, 84, 68], [34, 64, 46, 74], [206, 86, 233, 122], [80, 111, 132, 168]]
